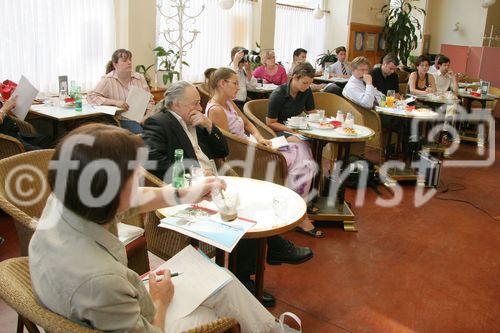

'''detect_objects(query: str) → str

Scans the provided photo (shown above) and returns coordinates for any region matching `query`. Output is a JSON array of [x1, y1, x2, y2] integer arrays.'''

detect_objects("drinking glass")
[[317, 109, 325, 121], [387, 90, 396, 98], [213, 190, 240, 222]]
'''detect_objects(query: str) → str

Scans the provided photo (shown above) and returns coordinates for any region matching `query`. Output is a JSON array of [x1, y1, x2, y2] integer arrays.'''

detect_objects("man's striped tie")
[[341, 62, 347, 75]]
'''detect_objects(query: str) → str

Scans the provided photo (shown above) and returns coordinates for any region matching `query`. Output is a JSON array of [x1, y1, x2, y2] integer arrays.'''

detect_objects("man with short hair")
[[428, 54, 442, 74], [433, 55, 458, 93], [371, 53, 401, 96], [325, 46, 352, 78], [342, 56, 384, 109], [143, 81, 313, 308]]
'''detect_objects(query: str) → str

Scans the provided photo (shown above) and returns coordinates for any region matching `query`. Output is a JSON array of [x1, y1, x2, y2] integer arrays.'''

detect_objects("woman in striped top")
[[87, 49, 155, 134]]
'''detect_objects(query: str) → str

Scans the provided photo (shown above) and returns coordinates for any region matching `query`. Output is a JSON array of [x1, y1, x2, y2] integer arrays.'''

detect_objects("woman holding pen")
[[29, 124, 298, 333]]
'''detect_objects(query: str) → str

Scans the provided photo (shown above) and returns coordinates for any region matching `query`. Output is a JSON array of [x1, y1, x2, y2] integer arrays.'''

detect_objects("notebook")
[[142, 245, 232, 319]]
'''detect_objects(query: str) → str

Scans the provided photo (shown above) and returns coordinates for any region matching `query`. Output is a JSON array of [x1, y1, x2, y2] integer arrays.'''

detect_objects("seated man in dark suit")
[[142, 81, 313, 307]]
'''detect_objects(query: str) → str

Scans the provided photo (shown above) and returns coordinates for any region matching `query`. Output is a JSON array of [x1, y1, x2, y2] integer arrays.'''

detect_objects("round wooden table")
[[156, 176, 306, 302], [297, 123, 375, 231], [375, 106, 440, 182]]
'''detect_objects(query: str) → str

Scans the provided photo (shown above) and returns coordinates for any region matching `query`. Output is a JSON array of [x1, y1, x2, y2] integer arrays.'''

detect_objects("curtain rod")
[[276, 2, 331, 14]]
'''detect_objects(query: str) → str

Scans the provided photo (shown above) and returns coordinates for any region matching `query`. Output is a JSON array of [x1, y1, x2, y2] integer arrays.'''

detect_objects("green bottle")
[[172, 149, 185, 188], [75, 86, 82, 111]]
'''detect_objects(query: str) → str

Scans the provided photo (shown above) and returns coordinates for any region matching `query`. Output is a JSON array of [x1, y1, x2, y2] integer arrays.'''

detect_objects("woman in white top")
[[29, 123, 297, 333]]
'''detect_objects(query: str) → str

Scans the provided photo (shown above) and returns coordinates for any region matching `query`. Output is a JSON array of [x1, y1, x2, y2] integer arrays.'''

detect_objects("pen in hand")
[[142, 272, 183, 283]]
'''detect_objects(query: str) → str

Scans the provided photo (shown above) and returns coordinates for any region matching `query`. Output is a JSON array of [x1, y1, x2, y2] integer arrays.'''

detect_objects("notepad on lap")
[[11, 76, 39, 120], [270, 136, 289, 149], [150, 245, 232, 319], [123, 86, 151, 122]]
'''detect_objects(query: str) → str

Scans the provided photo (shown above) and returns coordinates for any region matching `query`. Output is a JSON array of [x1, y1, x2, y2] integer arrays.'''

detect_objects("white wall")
[[349, 0, 387, 26], [426, 0, 489, 53], [323, 0, 350, 51]]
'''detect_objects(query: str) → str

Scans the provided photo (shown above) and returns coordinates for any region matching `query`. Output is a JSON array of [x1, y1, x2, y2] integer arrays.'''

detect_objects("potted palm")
[[153, 46, 189, 87], [316, 50, 337, 70], [135, 64, 155, 89], [381, 0, 426, 66]]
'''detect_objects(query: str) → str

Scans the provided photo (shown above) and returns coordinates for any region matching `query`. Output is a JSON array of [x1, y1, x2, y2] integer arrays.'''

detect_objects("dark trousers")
[[235, 236, 289, 280]]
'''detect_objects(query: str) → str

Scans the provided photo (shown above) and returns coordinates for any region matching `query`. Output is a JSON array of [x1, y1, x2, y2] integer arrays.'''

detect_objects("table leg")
[[215, 249, 225, 267], [310, 139, 326, 203], [254, 238, 267, 302], [385, 116, 394, 160], [336, 143, 350, 212]]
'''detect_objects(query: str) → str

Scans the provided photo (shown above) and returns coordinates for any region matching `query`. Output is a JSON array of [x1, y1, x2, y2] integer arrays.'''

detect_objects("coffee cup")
[[307, 113, 320, 122]]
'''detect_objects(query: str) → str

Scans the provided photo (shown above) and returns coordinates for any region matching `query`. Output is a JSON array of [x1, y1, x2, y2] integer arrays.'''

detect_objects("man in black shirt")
[[371, 53, 400, 96], [267, 62, 316, 140]]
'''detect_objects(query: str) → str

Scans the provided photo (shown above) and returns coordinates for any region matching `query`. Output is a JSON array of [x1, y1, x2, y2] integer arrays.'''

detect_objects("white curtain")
[[157, 0, 255, 82], [274, 4, 326, 72], [0, 0, 116, 93]]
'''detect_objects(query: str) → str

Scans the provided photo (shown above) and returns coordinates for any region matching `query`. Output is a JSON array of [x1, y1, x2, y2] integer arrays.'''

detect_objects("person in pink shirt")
[[252, 50, 288, 86], [87, 49, 155, 134]]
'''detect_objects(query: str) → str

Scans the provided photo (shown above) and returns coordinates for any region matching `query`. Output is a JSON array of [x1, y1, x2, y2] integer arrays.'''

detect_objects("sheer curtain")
[[0, 0, 115, 93], [274, 4, 326, 71], [157, 0, 255, 82]]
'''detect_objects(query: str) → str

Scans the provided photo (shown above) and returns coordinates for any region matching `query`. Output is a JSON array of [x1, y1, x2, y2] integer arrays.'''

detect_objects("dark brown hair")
[[204, 67, 217, 82], [292, 62, 315, 79], [382, 53, 400, 66], [335, 46, 347, 54], [293, 48, 307, 59], [231, 46, 244, 61], [208, 67, 237, 95], [48, 124, 144, 224], [415, 55, 430, 67], [105, 49, 133, 74], [437, 55, 450, 66]]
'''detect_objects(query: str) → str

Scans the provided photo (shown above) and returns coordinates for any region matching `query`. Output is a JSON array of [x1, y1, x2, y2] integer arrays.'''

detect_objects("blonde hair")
[[208, 67, 237, 96], [262, 49, 275, 65], [350, 56, 370, 70]]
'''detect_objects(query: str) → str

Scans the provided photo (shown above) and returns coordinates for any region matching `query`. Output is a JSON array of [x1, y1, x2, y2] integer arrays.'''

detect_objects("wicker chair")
[[0, 117, 37, 159], [243, 99, 277, 139], [0, 150, 149, 275], [0, 257, 240, 333], [342, 99, 384, 162], [195, 83, 212, 113], [220, 129, 288, 185], [399, 83, 408, 96]]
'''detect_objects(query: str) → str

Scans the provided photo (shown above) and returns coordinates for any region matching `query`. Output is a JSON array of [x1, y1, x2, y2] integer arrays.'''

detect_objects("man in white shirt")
[[428, 54, 442, 74], [342, 56, 384, 109], [231, 46, 257, 111], [433, 55, 458, 93], [325, 46, 352, 78]]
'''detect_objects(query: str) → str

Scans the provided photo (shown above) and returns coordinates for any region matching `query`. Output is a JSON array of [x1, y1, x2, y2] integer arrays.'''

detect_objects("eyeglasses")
[[225, 79, 239, 86]]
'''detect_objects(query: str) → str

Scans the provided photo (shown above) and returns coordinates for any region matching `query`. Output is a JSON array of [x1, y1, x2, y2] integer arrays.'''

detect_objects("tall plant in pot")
[[316, 50, 337, 70], [381, 0, 426, 66], [153, 46, 189, 87]]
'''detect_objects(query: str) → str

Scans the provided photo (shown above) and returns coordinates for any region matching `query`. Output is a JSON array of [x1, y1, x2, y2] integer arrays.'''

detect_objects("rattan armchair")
[[0, 150, 149, 275], [0, 257, 240, 333], [0, 117, 37, 159], [220, 129, 288, 186], [243, 99, 277, 139], [195, 83, 212, 113]]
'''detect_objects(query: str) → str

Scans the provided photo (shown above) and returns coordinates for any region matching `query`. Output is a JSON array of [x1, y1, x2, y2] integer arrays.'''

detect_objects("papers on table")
[[143, 245, 232, 319], [159, 203, 255, 252], [96, 105, 118, 116], [11, 76, 39, 120], [123, 86, 151, 122]]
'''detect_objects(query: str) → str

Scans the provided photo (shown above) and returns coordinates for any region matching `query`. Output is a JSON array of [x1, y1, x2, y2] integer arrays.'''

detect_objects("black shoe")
[[267, 239, 313, 265], [243, 279, 276, 308]]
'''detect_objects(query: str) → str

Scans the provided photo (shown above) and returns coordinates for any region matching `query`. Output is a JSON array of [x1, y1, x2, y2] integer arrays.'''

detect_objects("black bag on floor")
[[345, 155, 381, 195]]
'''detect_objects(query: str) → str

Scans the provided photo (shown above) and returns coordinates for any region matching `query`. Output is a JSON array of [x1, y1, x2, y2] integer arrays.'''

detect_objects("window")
[[274, 3, 326, 71], [0, 0, 116, 93], [156, 0, 255, 82]]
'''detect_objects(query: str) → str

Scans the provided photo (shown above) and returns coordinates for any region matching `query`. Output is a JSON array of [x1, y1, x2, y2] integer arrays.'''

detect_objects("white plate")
[[285, 121, 308, 130], [309, 122, 334, 130], [334, 127, 358, 136]]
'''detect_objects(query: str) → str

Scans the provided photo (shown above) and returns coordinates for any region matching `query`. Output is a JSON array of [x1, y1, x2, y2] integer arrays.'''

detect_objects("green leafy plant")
[[381, 0, 426, 66], [153, 46, 189, 85], [316, 50, 337, 69], [135, 64, 155, 88]]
